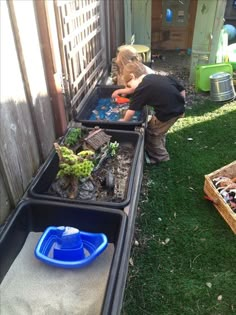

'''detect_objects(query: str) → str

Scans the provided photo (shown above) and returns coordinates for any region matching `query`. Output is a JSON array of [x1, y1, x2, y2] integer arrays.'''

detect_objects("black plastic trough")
[[110, 136, 144, 314], [0, 199, 127, 315], [75, 85, 147, 130], [27, 129, 144, 209]]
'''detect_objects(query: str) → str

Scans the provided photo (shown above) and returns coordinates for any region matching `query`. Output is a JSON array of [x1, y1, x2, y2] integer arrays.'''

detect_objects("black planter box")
[[27, 129, 144, 209], [110, 139, 144, 314], [0, 199, 127, 315], [75, 85, 147, 130]]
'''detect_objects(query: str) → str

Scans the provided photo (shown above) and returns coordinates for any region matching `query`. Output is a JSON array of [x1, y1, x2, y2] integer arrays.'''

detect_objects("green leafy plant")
[[108, 141, 119, 157], [54, 144, 94, 179], [64, 128, 82, 147], [57, 160, 94, 178]]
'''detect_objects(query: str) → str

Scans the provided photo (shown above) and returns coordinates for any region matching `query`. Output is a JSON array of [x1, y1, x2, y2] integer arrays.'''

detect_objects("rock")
[[80, 180, 95, 192], [78, 179, 96, 200]]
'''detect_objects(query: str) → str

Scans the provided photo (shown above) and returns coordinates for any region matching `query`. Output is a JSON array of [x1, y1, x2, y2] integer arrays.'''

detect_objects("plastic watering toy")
[[113, 96, 130, 105], [35, 226, 108, 268]]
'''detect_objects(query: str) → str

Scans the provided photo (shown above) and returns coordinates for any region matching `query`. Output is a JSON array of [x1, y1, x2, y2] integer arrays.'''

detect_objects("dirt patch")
[[91, 143, 134, 202], [152, 50, 210, 107]]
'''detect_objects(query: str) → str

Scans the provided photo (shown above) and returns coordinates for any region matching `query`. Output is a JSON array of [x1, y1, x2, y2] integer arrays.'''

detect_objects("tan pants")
[[145, 114, 183, 162]]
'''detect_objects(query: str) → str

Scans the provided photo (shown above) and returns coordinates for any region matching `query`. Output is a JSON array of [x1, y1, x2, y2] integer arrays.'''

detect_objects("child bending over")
[[111, 45, 154, 98], [120, 61, 186, 163]]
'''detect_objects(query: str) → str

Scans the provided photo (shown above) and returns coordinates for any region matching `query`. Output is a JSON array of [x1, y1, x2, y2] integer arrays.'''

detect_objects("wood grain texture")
[[204, 161, 236, 234]]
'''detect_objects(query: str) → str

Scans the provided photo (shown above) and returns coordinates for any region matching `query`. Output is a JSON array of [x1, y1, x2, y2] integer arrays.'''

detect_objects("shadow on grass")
[[168, 103, 236, 174], [185, 98, 236, 118], [122, 104, 236, 315]]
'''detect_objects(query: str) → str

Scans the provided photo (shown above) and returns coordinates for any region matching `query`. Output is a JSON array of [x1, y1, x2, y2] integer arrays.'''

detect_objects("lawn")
[[122, 99, 236, 315]]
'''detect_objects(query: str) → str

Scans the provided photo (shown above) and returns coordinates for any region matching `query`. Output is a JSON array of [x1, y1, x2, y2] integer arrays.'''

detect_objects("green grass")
[[122, 99, 236, 315]]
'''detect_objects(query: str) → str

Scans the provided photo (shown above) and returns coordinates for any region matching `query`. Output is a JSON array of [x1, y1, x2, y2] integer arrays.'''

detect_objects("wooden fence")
[[0, 0, 124, 224], [0, 0, 55, 223]]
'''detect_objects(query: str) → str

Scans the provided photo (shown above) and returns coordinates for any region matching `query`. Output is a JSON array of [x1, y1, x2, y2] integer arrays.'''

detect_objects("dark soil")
[[151, 50, 210, 107], [92, 143, 134, 202]]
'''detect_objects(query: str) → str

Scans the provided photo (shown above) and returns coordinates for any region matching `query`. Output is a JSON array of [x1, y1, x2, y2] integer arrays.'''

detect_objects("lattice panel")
[[56, 0, 106, 113]]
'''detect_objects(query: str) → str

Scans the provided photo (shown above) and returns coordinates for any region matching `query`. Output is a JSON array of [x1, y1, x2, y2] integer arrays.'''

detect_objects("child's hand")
[[112, 90, 122, 98], [180, 90, 186, 100]]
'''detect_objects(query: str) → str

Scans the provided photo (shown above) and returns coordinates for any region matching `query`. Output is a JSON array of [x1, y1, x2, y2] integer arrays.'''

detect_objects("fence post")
[[34, 0, 67, 137]]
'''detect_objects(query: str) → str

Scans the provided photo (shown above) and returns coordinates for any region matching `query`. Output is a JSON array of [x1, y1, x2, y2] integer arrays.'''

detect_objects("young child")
[[111, 45, 154, 98], [120, 61, 186, 163]]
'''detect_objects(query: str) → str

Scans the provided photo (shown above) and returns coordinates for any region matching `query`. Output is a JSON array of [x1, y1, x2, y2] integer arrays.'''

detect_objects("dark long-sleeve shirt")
[[129, 74, 185, 121]]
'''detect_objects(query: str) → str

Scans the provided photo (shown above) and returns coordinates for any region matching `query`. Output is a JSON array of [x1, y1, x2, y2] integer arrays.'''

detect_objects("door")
[[152, 0, 198, 50]]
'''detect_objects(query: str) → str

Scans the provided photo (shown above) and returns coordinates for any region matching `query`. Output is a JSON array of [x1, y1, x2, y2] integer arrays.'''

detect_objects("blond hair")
[[123, 61, 147, 84], [116, 45, 141, 74]]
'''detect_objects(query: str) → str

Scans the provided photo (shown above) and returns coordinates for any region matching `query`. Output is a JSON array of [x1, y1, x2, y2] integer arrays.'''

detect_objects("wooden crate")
[[204, 160, 236, 234]]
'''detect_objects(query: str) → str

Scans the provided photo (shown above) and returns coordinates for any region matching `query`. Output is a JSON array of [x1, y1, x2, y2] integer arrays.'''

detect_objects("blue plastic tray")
[[35, 226, 108, 268]]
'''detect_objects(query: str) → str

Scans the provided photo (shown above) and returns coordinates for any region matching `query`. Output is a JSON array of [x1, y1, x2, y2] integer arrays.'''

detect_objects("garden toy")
[[84, 128, 111, 151], [35, 226, 108, 268], [113, 96, 130, 105]]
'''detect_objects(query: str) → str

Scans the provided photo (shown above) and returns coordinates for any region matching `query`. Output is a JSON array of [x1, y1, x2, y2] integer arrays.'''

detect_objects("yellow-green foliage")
[[57, 146, 94, 179], [77, 150, 95, 159], [58, 160, 94, 178], [60, 146, 78, 164]]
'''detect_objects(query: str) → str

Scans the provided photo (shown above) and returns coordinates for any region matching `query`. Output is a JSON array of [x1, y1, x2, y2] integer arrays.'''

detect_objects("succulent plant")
[[54, 144, 95, 179], [108, 141, 119, 157], [64, 128, 82, 147]]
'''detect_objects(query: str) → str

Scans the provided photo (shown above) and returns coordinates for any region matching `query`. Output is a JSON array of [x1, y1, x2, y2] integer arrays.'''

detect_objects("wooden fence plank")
[[0, 171, 12, 224], [0, 0, 41, 214], [0, 100, 40, 204], [34, 0, 67, 137], [9, 0, 56, 159], [124, 0, 132, 44]]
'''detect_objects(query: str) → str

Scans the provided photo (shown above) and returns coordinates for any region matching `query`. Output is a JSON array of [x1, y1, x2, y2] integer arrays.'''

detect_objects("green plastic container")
[[195, 63, 233, 92]]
